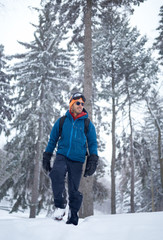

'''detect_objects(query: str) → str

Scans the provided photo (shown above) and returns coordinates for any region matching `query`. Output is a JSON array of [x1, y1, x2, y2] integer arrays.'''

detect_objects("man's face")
[[71, 99, 84, 115]]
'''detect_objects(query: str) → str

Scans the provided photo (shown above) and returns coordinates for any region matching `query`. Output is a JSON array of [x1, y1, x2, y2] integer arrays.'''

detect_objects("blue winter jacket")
[[45, 109, 98, 163]]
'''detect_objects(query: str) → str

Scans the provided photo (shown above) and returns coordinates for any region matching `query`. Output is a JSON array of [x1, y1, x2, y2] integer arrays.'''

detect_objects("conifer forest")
[[0, 0, 163, 218]]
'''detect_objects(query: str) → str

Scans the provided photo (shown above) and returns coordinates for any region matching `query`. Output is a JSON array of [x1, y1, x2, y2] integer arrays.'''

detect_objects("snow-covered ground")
[[0, 209, 163, 240]]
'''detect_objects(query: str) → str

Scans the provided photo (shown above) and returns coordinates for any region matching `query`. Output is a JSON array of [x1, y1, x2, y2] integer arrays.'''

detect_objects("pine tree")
[[145, 90, 163, 192], [116, 133, 152, 213], [133, 89, 163, 212], [154, 5, 163, 65], [116, 93, 162, 213], [2, 5, 72, 217], [93, 7, 158, 213], [0, 46, 13, 204], [0, 44, 13, 134], [120, 40, 158, 212]]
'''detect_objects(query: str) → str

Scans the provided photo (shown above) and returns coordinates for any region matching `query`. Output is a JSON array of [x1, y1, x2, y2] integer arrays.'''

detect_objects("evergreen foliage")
[[1, 5, 72, 215], [154, 5, 163, 65], [1, 0, 163, 216], [0, 45, 13, 134], [93, 6, 158, 213], [116, 89, 163, 212]]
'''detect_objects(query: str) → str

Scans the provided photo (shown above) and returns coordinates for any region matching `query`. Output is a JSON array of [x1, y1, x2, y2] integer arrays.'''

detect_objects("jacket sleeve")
[[45, 118, 60, 153], [87, 121, 98, 156]]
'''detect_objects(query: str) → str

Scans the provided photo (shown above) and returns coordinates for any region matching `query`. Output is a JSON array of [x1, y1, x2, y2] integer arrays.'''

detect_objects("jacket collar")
[[66, 108, 88, 121]]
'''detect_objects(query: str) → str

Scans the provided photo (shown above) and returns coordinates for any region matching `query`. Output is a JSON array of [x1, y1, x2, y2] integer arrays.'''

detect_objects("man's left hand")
[[84, 154, 98, 177]]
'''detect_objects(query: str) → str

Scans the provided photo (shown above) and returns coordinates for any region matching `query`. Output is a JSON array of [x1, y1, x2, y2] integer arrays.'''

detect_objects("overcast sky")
[[0, 0, 40, 55], [0, 0, 162, 55]]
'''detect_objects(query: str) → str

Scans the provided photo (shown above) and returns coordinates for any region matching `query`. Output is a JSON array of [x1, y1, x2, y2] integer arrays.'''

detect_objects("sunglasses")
[[76, 101, 84, 106]]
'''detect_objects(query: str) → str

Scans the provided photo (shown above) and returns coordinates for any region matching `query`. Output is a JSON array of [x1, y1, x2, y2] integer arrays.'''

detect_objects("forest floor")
[[0, 209, 163, 240]]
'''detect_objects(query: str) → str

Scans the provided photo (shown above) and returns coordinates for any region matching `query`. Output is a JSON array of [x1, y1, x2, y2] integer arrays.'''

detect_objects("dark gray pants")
[[49, 154, 83, 212]]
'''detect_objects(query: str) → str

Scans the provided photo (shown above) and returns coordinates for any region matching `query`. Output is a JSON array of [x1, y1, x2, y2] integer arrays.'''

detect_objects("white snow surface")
[[0, 210, 163, 240]]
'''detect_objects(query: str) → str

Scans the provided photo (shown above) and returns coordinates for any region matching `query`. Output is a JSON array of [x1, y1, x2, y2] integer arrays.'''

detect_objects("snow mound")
[[0, 210, 163, 240]]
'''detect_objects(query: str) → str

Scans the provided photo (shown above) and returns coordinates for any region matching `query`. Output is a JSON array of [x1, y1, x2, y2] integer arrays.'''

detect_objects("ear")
[[70, 105, 74, 113]]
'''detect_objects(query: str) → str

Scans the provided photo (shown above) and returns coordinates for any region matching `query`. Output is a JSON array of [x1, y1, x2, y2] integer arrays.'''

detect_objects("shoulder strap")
[[59, 116, 90, 137], [59, 115, 67, 137], [84, 118, 90, 136]]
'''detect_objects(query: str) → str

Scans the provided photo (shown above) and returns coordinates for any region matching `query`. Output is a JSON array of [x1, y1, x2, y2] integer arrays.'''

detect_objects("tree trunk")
[[29, 85, 44, 218], [157, 122, 163, 190], [83, 0, 93, 119], [146, 100, 163, 190], [111, 60, 116, 214], [125, 79, 135, 213], [150, 167, 155, 212], [79, 0, 94, 218], [128, 102, 135, 213]]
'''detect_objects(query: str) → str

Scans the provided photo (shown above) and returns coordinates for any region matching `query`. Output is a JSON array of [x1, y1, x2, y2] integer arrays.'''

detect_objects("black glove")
[[42, 152, 52, 172], [84, 154, 98, 177]]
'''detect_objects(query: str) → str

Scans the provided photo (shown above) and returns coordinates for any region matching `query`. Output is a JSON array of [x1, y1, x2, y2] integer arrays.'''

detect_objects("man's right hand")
[[42, 152, 53, 172]]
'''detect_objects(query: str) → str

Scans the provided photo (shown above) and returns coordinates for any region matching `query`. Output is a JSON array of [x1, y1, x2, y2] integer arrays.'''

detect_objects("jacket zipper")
[[67, 120, 75, 157]]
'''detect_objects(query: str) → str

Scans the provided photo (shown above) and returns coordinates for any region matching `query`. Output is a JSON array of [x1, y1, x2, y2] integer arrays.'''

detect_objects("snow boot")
[[66, 209, 79, 226], [53, 208, 66, 221]]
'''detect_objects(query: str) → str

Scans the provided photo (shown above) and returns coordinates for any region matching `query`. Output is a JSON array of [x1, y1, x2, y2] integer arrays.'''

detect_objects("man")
[[43, 92, 98, 225]]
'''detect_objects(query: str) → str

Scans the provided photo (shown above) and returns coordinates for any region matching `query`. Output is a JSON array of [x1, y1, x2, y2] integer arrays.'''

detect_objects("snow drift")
[[0, 210, 163, 240]]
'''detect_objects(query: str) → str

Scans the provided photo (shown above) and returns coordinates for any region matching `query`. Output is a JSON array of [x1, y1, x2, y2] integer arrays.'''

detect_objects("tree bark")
[[83, 0, 93, 119], [29, 84, 44, 218], [111, 60, 116, 214], [125, 78, 135, 213], [146, 100, 163, 190], [79, 0, 94, 218], [128, 101, 135, 213], [150, 167, 155, 212]]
